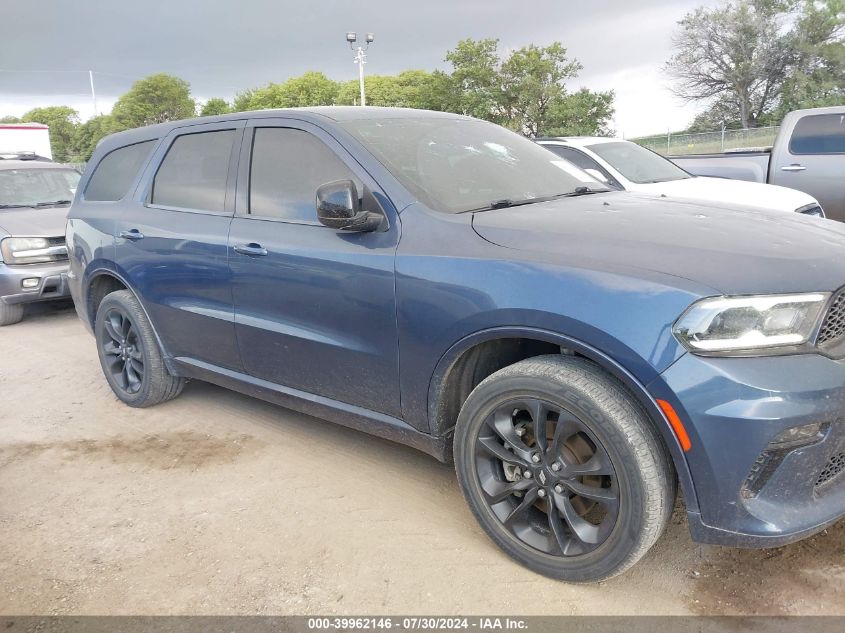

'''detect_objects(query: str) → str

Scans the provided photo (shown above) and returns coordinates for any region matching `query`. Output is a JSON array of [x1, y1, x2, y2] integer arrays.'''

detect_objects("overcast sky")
[[0, 0, 722, 137]]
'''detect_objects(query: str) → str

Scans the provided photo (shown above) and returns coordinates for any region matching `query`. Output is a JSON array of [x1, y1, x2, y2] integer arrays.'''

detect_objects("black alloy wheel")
[[99, 306, 146, 395], [475, 397, 619, 557], [454, 355, 675, 582], [94, 290, 184, 408]]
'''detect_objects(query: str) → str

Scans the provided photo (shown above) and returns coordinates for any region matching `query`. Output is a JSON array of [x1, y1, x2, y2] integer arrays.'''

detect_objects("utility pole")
[[346, 32, 374, 107], [88, 70, 98, 116]]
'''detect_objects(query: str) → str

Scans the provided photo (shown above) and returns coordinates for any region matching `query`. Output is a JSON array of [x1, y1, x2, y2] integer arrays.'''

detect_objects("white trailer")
[[0, 123, 52, 160]]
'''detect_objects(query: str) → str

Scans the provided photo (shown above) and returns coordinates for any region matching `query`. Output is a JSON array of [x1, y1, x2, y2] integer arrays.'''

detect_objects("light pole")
[[346, 32, 374, 106]]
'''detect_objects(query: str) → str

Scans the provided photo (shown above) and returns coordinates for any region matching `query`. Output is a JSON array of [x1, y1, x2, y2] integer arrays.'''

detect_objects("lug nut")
[[554, 484, 563, 494], [523, 471, 532, 479], [551, 462, 561, 472], [531, 454, 541, 463], [537, 489, 546, 498]]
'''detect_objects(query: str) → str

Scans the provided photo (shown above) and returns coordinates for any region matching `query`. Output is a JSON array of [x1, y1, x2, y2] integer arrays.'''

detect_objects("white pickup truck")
[[670, 106, 845, 222]]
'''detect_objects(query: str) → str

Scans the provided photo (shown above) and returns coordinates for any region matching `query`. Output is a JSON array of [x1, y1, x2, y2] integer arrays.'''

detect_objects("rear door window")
[[152, 130, 235, 212], [85, 140, 156, 201], [790, 114, 845, 155]]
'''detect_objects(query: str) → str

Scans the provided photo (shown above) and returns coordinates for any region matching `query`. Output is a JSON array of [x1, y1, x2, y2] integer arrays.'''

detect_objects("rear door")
[[772, 112, 845, 221], [115, 120, 245, 370], [228, 118, 402, 417]]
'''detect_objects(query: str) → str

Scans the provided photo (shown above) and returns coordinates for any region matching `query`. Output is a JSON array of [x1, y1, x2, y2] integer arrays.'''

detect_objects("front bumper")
[[0, 261, 70, 306], [651, 352, 845, 547]]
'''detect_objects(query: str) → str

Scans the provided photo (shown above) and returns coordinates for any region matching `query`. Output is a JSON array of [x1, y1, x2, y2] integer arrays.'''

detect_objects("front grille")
[[818, 290, 845, 347], [816, 453, 845, 490]]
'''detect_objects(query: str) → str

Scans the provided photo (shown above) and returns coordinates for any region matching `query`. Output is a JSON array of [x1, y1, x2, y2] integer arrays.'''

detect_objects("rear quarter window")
[[84, 140, 156, 201], [789, 114, 845, 155]]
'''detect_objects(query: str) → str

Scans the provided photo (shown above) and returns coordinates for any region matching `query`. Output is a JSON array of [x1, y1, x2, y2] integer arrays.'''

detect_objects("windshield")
[[341, 117, 606, 214], [0, 168, 81, 208], [586, 141, 691, 184]]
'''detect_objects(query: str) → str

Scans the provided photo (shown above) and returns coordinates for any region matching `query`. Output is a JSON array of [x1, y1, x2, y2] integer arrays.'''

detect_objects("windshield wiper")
[[34, 199, 72, 207], [563, 186, 611, 196], [0, 204, 29, 209], [460, 187, 612, 214]]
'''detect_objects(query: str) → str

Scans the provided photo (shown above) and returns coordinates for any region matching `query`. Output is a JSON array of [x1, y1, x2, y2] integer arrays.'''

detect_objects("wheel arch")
[[83, 269, 179, 375], [427, 326, 699, 513]]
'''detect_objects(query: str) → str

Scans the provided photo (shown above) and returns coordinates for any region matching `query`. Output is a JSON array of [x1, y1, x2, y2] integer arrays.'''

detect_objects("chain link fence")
[[633, 126, 780, 156]]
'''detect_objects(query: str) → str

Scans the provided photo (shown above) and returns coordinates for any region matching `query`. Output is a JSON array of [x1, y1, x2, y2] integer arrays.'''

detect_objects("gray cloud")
[[2, 0, 713, 97]]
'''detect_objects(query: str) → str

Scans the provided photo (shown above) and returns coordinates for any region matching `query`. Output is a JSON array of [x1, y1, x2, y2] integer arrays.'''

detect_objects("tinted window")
[[544, 145, 621, 189], [790, 114, 845, 155], [546, 145, 599, 171], [85, 140, 155, 201], [341, 117, 605, 214], [152, 130, 234, 211], [587, 141, 690, 184], [249, 128, 359, 223]]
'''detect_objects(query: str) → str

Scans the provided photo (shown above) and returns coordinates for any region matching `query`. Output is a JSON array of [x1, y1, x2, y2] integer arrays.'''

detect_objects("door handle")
[[119, 229, 145, 241], [233, 243, 269, 257], [781, 164, 806, 172]]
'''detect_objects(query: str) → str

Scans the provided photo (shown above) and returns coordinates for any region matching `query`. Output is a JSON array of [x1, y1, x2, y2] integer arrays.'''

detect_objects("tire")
[[94, 290, 184, 407], [454, 354, 675, 582], [0, 302, 24, 326]]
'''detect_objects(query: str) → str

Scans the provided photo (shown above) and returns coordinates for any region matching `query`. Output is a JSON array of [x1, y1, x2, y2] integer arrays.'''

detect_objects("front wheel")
[[94, 290, 185, 407], [454, 355, 675, 582]]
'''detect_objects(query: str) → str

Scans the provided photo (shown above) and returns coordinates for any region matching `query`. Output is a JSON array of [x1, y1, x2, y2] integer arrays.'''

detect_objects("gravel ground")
[[0, 302, 843, 615]]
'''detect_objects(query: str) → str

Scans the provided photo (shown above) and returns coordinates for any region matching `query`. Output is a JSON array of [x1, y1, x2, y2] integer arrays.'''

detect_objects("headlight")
[[673, 293, 830, 354], [0, 237, 66, 265]]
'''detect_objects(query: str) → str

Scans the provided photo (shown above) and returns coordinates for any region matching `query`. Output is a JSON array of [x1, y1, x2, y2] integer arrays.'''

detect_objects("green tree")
[[545, 88, 615, 137], [778, 0, 845, 114], [111, 73, 196, 129], [499, 43, 583, 136], [444, 38, 502, 120], [335, 70, 448, 108], [0, 115, 21, 123], [442, 38, 613, 136], [21, 106, 80, 161], [668, 0, 845, 129], [234, 72, 339, 110], [200, 98, 233, 116], [73, 114, 117, 161]]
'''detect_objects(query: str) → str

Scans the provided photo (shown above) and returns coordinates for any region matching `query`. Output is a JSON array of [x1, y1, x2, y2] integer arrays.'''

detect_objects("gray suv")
[[0, 159, 80, 325]]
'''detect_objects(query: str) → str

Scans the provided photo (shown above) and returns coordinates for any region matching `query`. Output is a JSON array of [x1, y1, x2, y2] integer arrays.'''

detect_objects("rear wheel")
[[454, 355, 675, 582], [0, 303, 24, 326], [94, 290, 184, 407]]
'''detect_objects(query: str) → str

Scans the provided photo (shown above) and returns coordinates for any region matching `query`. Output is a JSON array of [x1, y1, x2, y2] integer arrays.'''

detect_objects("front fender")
[[425, 325, 699, 514]]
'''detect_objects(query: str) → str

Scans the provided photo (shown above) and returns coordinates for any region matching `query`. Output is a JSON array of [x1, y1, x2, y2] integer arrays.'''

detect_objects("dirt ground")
[[1, 302, 843, 616]]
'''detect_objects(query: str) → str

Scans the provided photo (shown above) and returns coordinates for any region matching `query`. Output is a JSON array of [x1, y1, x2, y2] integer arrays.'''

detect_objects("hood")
[[471, 192, 845, 295], [0, 205, 70, 238], [630, 176, 817, 213]]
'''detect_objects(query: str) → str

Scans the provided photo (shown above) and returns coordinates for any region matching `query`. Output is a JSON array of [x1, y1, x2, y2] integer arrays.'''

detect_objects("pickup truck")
[[672, 106, 845, 222]]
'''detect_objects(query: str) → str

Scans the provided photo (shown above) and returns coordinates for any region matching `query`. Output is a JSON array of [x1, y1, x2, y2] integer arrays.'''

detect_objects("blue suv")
[[66, 108, 845, 582]]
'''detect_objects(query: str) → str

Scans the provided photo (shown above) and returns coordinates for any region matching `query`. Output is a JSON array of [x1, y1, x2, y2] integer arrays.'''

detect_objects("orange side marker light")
[[657, 399, 692, 453]]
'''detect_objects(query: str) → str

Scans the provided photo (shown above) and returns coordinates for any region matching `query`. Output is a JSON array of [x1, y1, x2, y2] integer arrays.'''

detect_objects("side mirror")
[[584, 168, 609, 183], [316, 180, 383, 232]]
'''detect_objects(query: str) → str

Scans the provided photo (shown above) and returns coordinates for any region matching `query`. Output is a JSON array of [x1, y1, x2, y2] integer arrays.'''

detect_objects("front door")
[[228, 119, 401, 417]]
